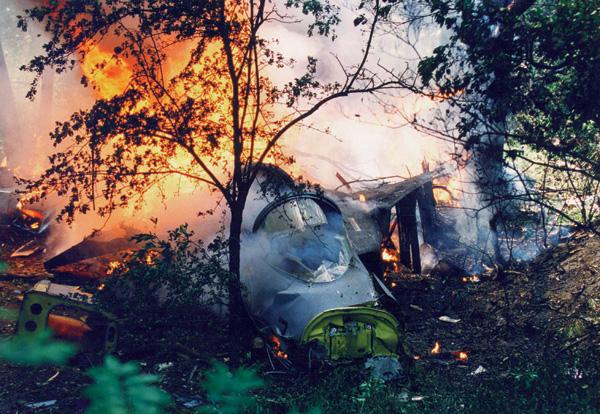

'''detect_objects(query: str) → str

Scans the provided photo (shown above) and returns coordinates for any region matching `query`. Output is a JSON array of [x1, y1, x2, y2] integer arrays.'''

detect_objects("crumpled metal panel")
[[241, 248, 379, 340], [331, 195, 383, 255]]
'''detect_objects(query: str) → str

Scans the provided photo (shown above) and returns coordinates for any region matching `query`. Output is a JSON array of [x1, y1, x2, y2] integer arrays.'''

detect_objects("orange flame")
[[381, 247, 399, 263], [270, 335, 288, 360], [431, 341, 441, 355], [451, 350, 469, 361], [16, 200, 44, 230], [16, 204, 44, 221], [433, 176, 464, 207], [462, 275, 480, 283], [81, 41, 132, 99], [106, 260, 122, 275], [145, 251, 159, 266]]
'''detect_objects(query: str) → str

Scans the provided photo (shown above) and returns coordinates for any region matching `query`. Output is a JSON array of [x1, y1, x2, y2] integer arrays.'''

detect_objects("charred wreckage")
[[1, 163, 452, 367]]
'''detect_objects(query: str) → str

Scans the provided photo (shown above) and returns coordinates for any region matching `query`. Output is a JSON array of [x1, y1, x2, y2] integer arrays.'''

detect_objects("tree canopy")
[[414, 0, 600, 226]]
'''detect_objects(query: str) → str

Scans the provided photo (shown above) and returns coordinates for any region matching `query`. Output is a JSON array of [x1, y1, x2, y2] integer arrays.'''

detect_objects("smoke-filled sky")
[[0, 0, 456, 253], [263, 0, 451, 187]]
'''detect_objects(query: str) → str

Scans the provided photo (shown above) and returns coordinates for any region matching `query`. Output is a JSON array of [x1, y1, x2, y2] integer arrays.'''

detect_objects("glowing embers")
[[462, 275, 481, 283], [413, 341, 469, 364], [106, 260, 124, 276], [453, 351, 469, 362], [269, 335, 288, 360], [106, 250, 159, 276]]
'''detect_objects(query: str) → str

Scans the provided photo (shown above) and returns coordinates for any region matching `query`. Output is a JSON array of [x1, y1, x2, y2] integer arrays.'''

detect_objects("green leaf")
[[198, 362, 264, 414], [85, 355, 171, 414], [0, 330, 77, 366]]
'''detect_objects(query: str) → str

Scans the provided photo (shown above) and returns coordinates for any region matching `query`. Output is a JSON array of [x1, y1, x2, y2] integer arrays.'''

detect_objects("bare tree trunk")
[[474, 126, 507, 264], [0, 38, 21, 166], [227, 201, 247, 367]]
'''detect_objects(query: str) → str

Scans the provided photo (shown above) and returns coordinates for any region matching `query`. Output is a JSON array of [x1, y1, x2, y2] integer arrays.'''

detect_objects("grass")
[[253, 353, 600, 413]]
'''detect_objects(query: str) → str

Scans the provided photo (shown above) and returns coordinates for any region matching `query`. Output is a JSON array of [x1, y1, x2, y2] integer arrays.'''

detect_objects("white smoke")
[[1, 0, 487, 265]]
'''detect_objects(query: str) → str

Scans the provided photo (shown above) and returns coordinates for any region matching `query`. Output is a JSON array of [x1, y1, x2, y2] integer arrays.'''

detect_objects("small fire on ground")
[[270, 335, 288, 360], [381, 245, 401, 285], [415, 341, 469, 362]]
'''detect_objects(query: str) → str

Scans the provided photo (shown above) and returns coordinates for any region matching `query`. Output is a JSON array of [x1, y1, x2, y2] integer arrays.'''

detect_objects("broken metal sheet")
[[353, 167, 448, 210], [25, 400, 57, 408], [10, 239, 44, 258], [242, 255, 379, 340], [365, 356, 403, 381], [438, 315, 461, 324], [18, 280, 118, 353], [32, 280, 94, 304], [331, 194, 383, 255], [48, 249, 132, 280], [12, 205, 54, 235], [470, 365, 487, 375], [44, 227, 139, 277]]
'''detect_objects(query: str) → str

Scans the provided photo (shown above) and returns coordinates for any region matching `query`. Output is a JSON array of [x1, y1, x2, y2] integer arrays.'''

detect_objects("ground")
[[0, 225, 598, 413]]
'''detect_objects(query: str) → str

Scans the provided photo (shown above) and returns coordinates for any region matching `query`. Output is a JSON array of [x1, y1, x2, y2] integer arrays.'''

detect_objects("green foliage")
[[94, 225, 230, 354], [561, 319, 586, 339], [353, 378, 386, 405], [413, 0, 600, 228], [255, 356, 600, 414], [418, 0, 600, 148], [0, 260, 8, 273], [0, 306, 18, 321], [85, 355, 172, 414], [510, 366, 540, 391], [199, 362, 264, 414], [285, 0, 341, 38], [288, 407, 323, 414], [0, 330, 76, 366]]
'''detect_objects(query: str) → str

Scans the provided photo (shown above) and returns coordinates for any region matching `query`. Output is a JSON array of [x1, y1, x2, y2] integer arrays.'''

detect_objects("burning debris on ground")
[[1, 159, 598, 412]]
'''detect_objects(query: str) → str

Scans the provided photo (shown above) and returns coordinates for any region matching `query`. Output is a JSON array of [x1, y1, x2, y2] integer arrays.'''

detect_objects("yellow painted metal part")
[[300, 306, 401, 361], [17, 289, 118, 354]]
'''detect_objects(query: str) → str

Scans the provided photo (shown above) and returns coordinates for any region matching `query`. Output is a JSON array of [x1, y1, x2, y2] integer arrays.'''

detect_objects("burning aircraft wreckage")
[[1, 162, 462, 367]]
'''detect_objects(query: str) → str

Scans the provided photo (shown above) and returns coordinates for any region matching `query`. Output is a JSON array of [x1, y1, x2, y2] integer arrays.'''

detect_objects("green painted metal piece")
[[300, 306, 401, 361], [17, 281, 117, 353]]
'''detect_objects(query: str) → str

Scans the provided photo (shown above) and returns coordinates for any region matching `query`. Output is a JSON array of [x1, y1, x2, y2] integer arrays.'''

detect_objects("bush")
[[94, 224, 231, 357]]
